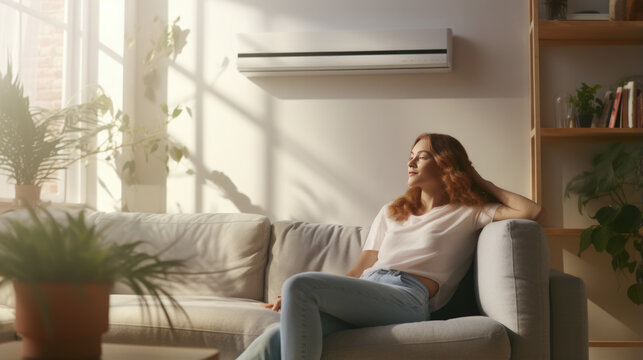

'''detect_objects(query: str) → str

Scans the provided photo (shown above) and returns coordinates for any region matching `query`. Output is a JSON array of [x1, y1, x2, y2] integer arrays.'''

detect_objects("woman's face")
[[407, 138, 443, 190]]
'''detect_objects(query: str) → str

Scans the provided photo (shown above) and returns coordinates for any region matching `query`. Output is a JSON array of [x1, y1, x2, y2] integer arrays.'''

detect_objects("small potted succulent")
[[0, 207, 188, 359], [566, 82, 604, 128]]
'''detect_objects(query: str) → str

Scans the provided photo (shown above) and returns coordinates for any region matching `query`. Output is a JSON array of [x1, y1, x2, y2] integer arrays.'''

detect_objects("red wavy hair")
[[388, 133, 496, 222]]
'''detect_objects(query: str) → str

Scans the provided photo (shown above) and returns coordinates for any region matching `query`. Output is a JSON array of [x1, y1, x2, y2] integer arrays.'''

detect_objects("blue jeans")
[[236, 269, 430, 360]]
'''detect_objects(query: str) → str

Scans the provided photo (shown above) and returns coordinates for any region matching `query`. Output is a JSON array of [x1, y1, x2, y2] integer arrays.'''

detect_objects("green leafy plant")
[[565, 142, 643, 305], [103, 16, 191, 186], [566, 82, 604, 119], [0, 63, 114, 186], [0, 207, 189, 327]]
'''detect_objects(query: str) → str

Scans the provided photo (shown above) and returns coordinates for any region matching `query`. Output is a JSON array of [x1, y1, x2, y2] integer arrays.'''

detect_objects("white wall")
[[142, 0, 530, 227]]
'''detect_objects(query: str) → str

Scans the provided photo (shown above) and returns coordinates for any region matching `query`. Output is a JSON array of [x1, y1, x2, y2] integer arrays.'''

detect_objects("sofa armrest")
[[475, 219, 550, 360], [549, 269, 588, 360], [322, 316, 510, 360]]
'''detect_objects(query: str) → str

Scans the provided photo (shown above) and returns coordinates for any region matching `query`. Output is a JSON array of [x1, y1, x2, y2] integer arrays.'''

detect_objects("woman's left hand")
[[471, 167, 544, 223], [262, 296, 282, 312]]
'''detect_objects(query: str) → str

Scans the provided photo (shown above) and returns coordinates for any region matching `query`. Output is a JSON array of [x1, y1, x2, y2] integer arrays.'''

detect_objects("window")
[[0, 0, 124, 207], [1, 0, 77, 202]]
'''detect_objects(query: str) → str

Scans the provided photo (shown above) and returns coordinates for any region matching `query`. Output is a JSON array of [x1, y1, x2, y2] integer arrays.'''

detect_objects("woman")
[[237, 133, 543, 360]]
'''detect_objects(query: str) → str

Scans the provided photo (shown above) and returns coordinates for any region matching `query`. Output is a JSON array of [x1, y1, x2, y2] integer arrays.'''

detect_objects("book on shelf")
[[598, 90, 613, 128], [608, 86, 623, 128], [621, 87, 629, 128], [611, 0, 627, 20], [627, 0, 643, 20], [624, 81, 636, 128], [636, 88, 643, 129]]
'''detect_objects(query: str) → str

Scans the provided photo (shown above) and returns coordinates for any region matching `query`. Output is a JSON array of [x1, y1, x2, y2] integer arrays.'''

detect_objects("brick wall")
[[35, 0, 65, 196], [34, 0, 64, 110]]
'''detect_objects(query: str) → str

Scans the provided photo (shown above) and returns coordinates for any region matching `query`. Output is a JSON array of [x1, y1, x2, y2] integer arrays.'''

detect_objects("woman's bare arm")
[[345, 250, 379, 278], [473, 169, 544, 223]]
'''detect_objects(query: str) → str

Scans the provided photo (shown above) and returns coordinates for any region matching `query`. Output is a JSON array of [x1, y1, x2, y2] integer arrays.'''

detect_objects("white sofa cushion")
[[105, 295, 279, 360], [265, 221, 368, 303], [94, 212, 271, 301]]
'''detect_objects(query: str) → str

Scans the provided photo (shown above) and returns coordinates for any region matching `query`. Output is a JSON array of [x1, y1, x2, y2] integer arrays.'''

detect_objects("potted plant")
[[565, 142, 643, 305], [566, 82, 604, 128], [0, 207, 188, 358], [0, 63, 116, 206]]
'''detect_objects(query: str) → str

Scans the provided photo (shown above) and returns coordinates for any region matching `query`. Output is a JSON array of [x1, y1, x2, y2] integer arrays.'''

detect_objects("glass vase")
[[545, 0, 567, 20]]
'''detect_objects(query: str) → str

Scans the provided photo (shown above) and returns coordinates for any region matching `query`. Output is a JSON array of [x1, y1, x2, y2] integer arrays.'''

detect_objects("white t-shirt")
[[362, 202, 501, 311]]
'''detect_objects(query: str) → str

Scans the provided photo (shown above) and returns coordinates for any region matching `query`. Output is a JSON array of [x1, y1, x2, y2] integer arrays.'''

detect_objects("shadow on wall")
[[173, 110, 266, 215], [550, 238, 643, 339], [204, 169, 266, 215], [182, 157, 267, 215]]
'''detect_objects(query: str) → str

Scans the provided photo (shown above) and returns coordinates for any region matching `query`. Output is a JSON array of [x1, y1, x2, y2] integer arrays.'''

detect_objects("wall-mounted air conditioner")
[[237, 28, 452, 76]]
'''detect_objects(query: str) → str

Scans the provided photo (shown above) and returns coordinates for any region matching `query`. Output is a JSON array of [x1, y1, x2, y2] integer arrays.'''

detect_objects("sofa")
[[0, 210, 588, 360]]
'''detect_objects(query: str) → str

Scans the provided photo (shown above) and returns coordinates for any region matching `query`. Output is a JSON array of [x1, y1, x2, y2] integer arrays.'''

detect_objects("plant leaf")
[[169, 146, 183, 162], [171, 106, 182, 118], [627, 283, 643, 305], [592, 206, 617, 226], [606, 234, 627, 256], [591, 225, 610, 253], [160, 103, 169, 115], [611, 205, 642, 234], [610, 250, 630, 271]]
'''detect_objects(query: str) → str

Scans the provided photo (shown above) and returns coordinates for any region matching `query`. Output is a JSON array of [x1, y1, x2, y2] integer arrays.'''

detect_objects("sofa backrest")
[[264, 221, 368, 303], [92, 212, 271, 301]]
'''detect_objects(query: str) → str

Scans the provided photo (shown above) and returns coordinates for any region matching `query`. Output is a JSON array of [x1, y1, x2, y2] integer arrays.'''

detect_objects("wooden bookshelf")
[[530, 2, 643, 351], [529, 1, 643, 205], [539, 20, 643, 46], [589, 341, 643, 348], [540, 128, 643, 142], [544, 228, 584, 237]]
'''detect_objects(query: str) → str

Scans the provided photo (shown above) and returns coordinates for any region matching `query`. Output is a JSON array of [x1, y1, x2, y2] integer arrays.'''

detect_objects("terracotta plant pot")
[[13, 281, 112, 360], [14, 184, 41, 207]]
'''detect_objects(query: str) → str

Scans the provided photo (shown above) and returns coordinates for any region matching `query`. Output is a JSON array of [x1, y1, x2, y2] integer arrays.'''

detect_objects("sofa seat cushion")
[[0, 305, 15, 342], [322, 316, 510, 360], [104, 295, 279, 360]]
